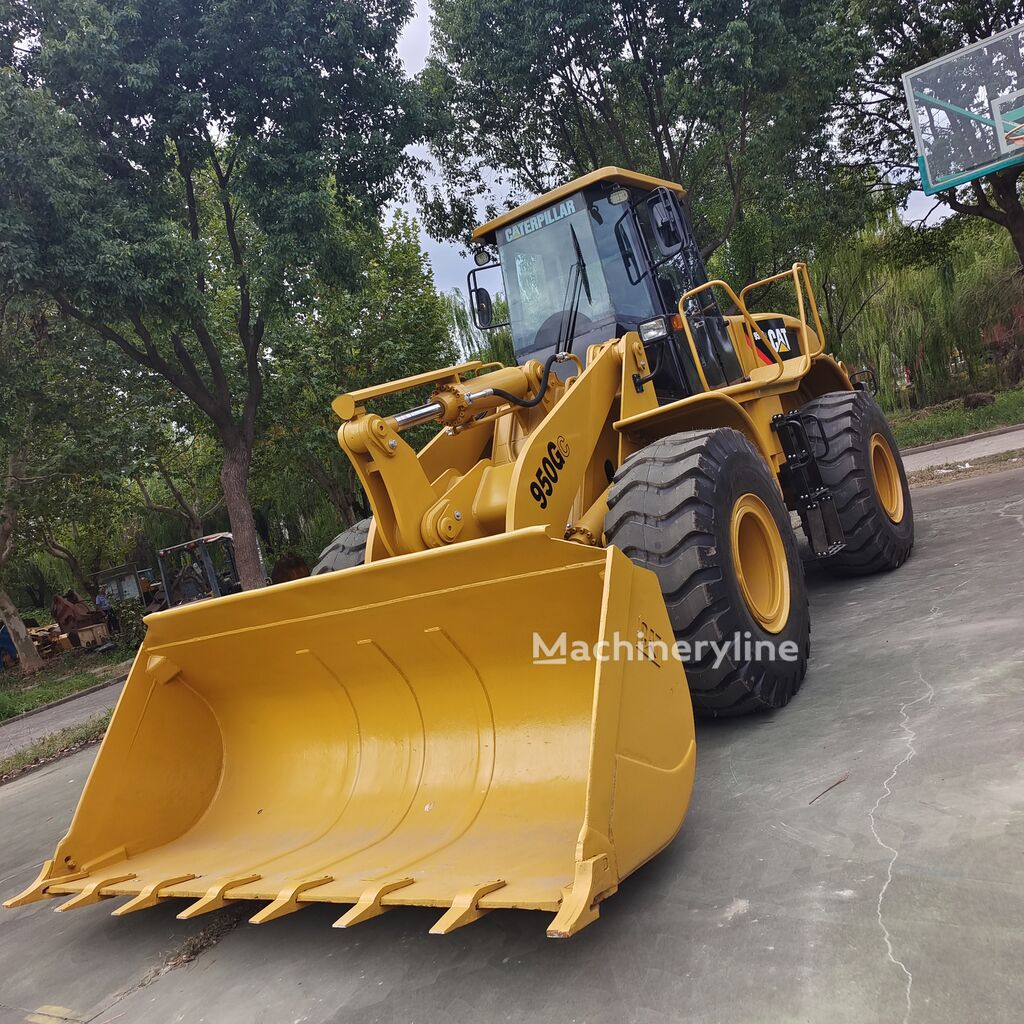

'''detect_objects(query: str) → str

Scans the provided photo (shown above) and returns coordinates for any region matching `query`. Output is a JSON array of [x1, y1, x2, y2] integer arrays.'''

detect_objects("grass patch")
[[0, 709, 111, 784], [891, 388, 1024, 449], [907, 447, 1024, 489], [0, 650, 129, 722]]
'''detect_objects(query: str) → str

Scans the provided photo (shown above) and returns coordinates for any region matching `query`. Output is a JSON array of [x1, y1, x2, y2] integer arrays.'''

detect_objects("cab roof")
[[472, 166, 687, 246]]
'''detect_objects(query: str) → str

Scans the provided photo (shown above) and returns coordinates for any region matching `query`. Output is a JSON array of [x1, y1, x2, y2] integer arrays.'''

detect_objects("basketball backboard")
[[903, 24, 1024, 194]]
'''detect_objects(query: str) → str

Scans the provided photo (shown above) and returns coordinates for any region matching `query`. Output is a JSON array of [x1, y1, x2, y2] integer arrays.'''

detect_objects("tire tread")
[[606, 429, 809, 717]]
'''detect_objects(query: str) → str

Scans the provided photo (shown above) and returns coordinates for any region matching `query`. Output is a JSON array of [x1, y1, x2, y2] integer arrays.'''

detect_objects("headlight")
[[639, 317, 669, 343]]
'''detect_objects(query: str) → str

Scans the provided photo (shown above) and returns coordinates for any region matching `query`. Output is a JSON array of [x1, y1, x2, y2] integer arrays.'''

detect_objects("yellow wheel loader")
[[8, 168, 913, 938]]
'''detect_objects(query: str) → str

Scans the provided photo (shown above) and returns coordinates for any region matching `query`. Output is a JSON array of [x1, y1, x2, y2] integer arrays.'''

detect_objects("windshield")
[[496, 191, 657, 360]]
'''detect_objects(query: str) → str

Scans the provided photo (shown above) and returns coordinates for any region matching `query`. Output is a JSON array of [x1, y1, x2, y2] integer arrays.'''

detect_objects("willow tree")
[[0, 0, 419, 588], [834, 219, 1021, 407]]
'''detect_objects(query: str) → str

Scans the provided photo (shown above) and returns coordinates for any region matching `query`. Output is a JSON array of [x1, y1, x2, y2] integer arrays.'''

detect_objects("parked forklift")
[[10, 168, 912, 939], [156, 533, 245, 609]]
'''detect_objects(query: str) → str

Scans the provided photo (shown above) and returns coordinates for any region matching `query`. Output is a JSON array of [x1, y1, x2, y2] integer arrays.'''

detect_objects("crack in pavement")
[[997, 496, 1024, 535], [80, 905, 248, 1024], [868, 668, 935, 1024], [865, 490, 1020, 1021]]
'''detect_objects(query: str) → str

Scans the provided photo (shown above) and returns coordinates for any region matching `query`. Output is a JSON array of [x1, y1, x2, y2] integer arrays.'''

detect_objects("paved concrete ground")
[[0, 680, 126, 760], [3, 421, 1020, 763], [2, 469, 1023, 1024], [902, 424, 1024, 472]]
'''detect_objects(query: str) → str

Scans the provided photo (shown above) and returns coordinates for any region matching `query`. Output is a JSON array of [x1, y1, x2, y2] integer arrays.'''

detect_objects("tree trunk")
[[44, 535, 99, 600], [1006, 208, 1024, 269], [0, 586, 44, 675], [77, 571, 99, 601], [947, 171, 1024, 269], [219, 441, 265, 590], [25, 568, 46, 609]]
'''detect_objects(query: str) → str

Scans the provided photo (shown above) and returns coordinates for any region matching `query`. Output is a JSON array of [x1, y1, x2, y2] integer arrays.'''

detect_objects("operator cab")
[[469, 167, 746, 402]]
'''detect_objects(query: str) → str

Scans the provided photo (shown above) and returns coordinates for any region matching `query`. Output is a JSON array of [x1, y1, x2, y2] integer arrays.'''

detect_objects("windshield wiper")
[[557, 227, 590, 353], [571, 225, 592, 303]]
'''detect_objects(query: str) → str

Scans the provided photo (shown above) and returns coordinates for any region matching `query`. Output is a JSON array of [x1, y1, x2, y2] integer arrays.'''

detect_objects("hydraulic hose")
[[485, 352, 569, 409]]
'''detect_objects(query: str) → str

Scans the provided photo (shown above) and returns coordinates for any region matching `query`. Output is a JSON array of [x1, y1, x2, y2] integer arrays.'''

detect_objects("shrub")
[[113, 599, 147, 656]]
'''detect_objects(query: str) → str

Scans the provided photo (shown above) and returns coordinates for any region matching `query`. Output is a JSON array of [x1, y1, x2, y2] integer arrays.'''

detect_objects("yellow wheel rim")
[[869, 433, 905, 524], [730, 492, 790, 634]]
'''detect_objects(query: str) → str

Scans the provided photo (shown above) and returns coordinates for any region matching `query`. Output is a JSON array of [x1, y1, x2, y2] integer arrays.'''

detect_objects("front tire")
[[605, 429, 810, 717], [311, 518, 372, 575], [800, 391, 914, 575]]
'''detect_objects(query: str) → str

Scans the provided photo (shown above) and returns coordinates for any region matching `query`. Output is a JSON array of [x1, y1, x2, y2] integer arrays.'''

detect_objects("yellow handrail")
[[677, 280, 785, 391], [738, 262, 826, 358], [798, 262, 827, 357]]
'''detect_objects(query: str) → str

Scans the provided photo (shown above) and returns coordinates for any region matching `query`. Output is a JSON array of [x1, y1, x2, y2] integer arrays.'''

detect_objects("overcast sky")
[[396, 2, 467, 298], [398, 0, 432, 74]]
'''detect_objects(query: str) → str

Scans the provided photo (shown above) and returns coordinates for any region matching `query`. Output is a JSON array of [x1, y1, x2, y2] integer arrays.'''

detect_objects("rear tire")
[[606, 429, 809, 717], [800, 391, 914, 575], [312, 518, 371, 575]]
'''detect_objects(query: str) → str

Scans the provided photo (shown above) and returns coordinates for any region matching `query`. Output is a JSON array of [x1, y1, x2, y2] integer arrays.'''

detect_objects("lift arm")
[[333, 343, 633, 557]]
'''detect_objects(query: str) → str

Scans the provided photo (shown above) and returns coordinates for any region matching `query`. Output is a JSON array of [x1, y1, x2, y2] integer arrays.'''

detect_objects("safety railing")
[[676, 280, 785, 393], [738, 262, 826, 359]]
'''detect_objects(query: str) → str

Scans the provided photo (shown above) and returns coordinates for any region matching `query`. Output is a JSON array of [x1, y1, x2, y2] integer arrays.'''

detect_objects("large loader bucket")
[[7, 529, 695, 938]]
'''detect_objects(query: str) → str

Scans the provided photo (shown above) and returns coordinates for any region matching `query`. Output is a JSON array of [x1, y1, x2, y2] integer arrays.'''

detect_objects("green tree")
[[832, 218, 1021, 407], [0, 300, 147, 639], [0, 0, 420, 588], [0, 300, 75, 672], [253, 215, 458, 559], [0, 457, 45, 673], [812, 224, 890, 358], [443, 289, 515, 365], [35, 473, 138, 599], [846, 1, 1024, 265], [423, 0, 868, 263], [134, 434, 226, 542]]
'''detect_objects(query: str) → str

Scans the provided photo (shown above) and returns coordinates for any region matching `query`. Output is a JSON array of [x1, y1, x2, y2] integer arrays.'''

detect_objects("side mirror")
[[474, 287, 494, 329], [647, 189, 685, 258], [466, 263, 510, 331]]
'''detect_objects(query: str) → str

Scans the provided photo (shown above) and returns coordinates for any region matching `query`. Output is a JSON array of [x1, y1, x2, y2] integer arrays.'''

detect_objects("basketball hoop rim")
[[1006, 122, 1024, 148]]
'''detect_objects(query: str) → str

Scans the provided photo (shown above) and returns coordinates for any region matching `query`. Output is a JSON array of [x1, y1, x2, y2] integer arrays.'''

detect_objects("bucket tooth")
[[4, 862, 89, 909], [333, 878, 415, 928], [8, 848, 131, 909], [111, 874, 197, 916], [430, 880, 507, 935], [546, 855, 616, 939], [177, 874, 261, 919], [249, 876, 334, 925], [54, 874, 136, 913], [10, 535, 697, 941]]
